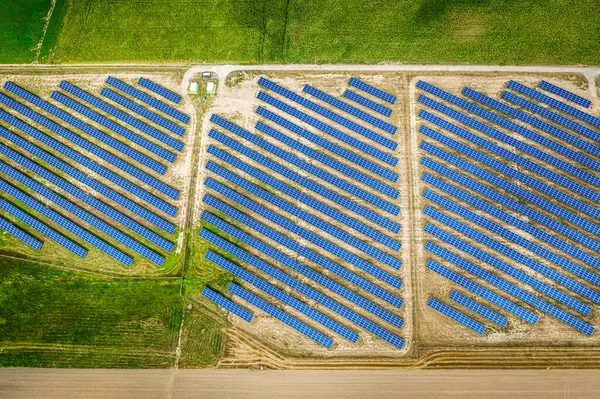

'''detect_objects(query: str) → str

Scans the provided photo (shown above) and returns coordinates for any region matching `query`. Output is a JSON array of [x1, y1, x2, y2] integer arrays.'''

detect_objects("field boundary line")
[[32, 0, 57, 64]]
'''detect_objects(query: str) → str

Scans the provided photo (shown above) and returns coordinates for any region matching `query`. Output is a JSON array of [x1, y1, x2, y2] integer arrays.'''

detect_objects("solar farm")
[[2, 66, 600, 367]]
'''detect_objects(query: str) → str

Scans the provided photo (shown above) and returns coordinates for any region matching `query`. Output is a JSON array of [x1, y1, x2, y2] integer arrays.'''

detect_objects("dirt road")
[[2, 368, 600, 398]]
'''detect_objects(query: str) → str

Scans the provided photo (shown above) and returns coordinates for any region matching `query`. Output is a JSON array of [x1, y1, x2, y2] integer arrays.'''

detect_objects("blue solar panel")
[[107, 76, 190, 124], [206, 161, 401, 269], [3, 82, 168, 174], [0, 178, 132, 265], [102, 88, 185, 136], [202, 286, 254, 322], [256, 106, 398, 182], [424, 207, 593, 315], [138, 77, 182, 104], [0, 127, 174, 235], [228, 282, 334, 348], [419, 92, 600, 191], [199, 217, 405, 336], [449, 290, 508, 328], [425, 230, 594, 336], [509, 80, 600, 128], [463, 88, 600, 160], [303, 85, 397, 134], [426, 258, 536, 324], [420, 140, 600, 245], [343, 90, 392, 117], [258, 78, 398, 150], [212, 115, 400, 215], [0, 196, 86, 257], [0, 110, 177, 217], [204, 177, 402, 287], [255, 121, 399, 198], [348, 78, 396, 104], [428, 297, 486, 334], [422, 171, 600, 271], [420, 110, 600, 205], [206, 250, 358, 342], [0, 214, 43, 250], [201, 195, 404, 308], [207, 146, 400, 251], [417, 81, 600, 177], [257, 91, 397, 166], [419, 126, 600, 237], [539, 80, 592, 108], [208, 129, 400, 233], [0, 161, 164, 266], [58, 81, 184, 152], [0, 94, 180, 201], [0, 143, 173, 253]]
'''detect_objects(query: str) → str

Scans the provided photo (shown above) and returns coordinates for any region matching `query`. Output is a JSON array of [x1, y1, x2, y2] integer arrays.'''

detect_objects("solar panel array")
[[202, 286, 254, 323], [343, 90, 392, 117], [427, 297, 486, 334], [539, 80, 592, 108], [138, 77, 183, 104], [418, 79, 599, 337], [348, 78, 397, 104], [0, 214, 43, 251]]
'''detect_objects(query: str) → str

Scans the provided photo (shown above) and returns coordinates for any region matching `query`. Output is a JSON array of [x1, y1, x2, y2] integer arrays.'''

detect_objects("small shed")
[[188, 81, 199, 95], [206, 81, 216, 94]]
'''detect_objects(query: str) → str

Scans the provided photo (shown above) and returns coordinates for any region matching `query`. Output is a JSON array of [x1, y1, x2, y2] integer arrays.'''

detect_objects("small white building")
[[188, 81, 199, 95], [206, 81, 216, 94]]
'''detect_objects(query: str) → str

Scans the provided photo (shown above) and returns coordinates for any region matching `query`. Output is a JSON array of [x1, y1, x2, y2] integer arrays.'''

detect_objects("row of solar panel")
[[257, 91, 397, 166], [199, 219, 405, 348], [202, 286, 254, 322], [211, 114, 400, 216], [420, 139, 600, 250], [138, 77, 183, 105], [425, 230, 594, 335], [208, 129, 400, 233], [449, 288, 508, 328], [3, 82, 168, 175], [107, 76, 190, 124], [258, 78, 398, 150], [0, 214, 43, 250], [206, 161, 401, 269], [427, 297, 486, 334], [303, 85, 397, 134], [348, 78, 397, 104], [343, 90, 392, 117], [202, 194, 403, 308], [256, 106, 398, 182], [539, 80, 592, 108]]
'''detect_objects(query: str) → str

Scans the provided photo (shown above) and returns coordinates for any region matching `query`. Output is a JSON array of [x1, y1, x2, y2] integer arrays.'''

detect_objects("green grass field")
[[1, 0, 53, 63]]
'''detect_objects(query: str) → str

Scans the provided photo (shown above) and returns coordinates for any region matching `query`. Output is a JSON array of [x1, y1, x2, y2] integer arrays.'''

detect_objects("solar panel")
[[0, 94, 180, 201], [138, 77, 183, 104], [199, 221, 405, 336], [303, 85, 397, 134], [255, 121, 399, 198], [207, 146, 400, 250], [0, 110, 177, 216], [426, 258, 536, 324], [204, 177, 402, 287], [257, 91, 397, 166], [422, 171, 600, 271], [256, 106, 398, 182], [107, 76, 190, 124], [423, 189, 600, 289], [0, 214, 43, 250], [348, 78, 397, 104], [428, 297, 486, 334], [343, 90, 392, 117], [420, 109, 600, 204], [208, 129, 400, 233], [419, 140, 600, 246], [206, 250, 359, 342], [258, 78, 398, 150], [202, 286, 254, 322], [201, 195, 404, 308], [424, 207, 593, 315], [509, 80, 600, 128], [211, 115, 400, 215], [58, 81, 184, 152], [207, 161, 401, 269], [0, 196, 87, 258], [228, 282, 334, 348], [0, 178, 132, 265], [449, 290, 508, 328], [539, 80, 592, 108], [0, 161, 164, 266], [3, 82, 168, 174], [425, 230, 594, 336], [102, 88, 185, 136]]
